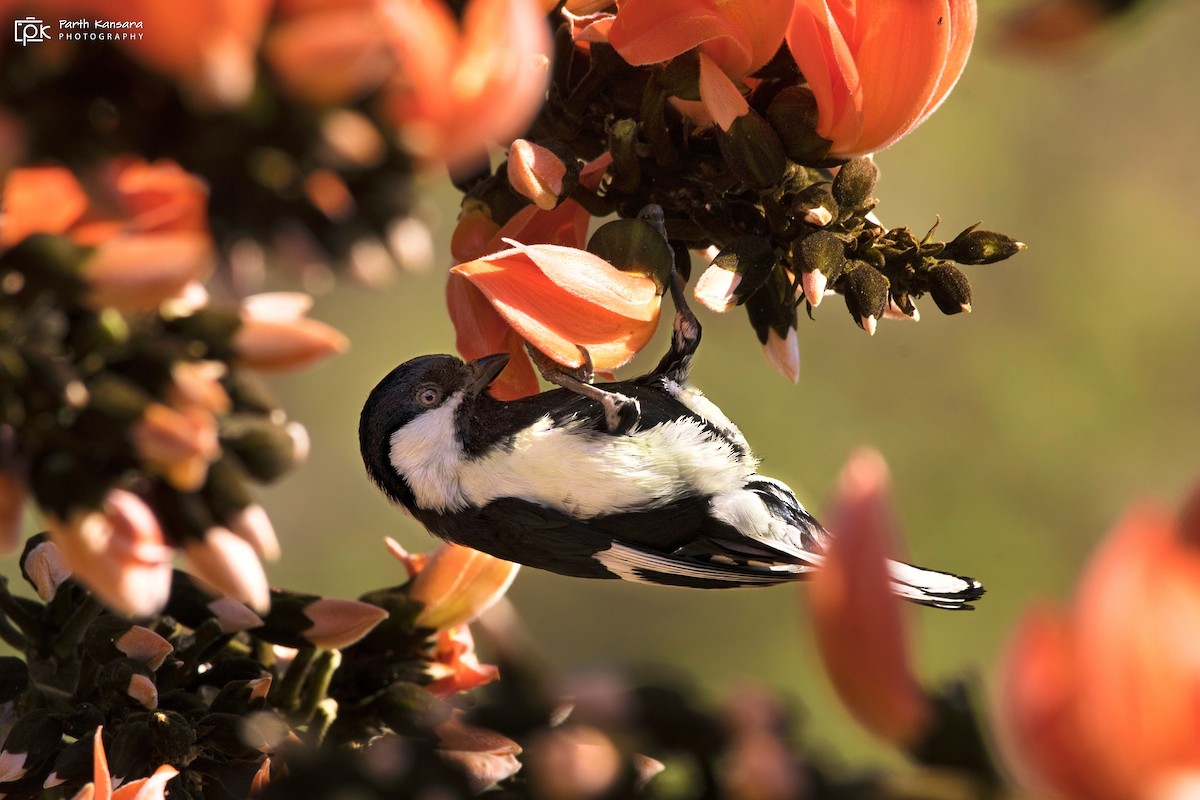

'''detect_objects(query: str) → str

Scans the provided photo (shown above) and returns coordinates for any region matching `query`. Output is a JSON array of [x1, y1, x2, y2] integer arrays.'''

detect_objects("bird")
[[359, 277, 984, 609]]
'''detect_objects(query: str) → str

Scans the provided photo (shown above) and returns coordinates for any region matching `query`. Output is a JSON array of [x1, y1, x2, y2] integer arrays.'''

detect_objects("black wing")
[[416, 495, 814, 589]]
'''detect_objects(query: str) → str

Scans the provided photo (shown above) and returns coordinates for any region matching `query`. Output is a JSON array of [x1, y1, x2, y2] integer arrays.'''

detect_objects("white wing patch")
[[595, 541, 801, 585]]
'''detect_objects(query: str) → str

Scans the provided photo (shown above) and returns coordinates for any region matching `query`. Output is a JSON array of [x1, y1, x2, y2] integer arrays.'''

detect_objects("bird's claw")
[[526, 343, 641, 434]]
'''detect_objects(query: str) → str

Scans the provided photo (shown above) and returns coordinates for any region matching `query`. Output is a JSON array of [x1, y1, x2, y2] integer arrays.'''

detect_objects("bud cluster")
[[0, 16, 427, 289], [0, 227, 344, 613], [455, 15, 1024, 367], [0, 536, 529, 798]]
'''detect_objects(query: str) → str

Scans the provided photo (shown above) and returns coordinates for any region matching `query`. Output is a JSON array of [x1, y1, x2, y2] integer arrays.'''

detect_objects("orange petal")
[[111, 159, 210, 234], [609, 0, 790, 77], [446, 274, 541, 399], [84, 233, 214, 313], [266, 6, 393, 105], [451, 246, 660, 371], [698, 52, 749, 132], [385, 0, 551, 174], [0, 166, 88, 247], [1072, 506, 1200, 796], [808, 449, 928, 744], [91, 726, 113, 800], [410, 543, 520, 630], [508, 139, 567, 211], [111, 763, 179, 800], [994, 606, 1099, 800]]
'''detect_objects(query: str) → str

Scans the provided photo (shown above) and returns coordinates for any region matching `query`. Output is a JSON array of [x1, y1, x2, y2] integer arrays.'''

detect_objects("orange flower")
[[46, 489, 175, 619], [609, 0, 794, 128], [0, 159, 212, 312], [449, 241, 662, 400], [426, 623, 501, 697], [381, 0, 553, 174], [120, 0, 271, 108], [266, 0, 395, 106], [407, 542, 520, 631], [787, 0, 977, 157], [70, 726, 178, 800], [996, 482, 1200, 800], [807, 449, 930, 745]]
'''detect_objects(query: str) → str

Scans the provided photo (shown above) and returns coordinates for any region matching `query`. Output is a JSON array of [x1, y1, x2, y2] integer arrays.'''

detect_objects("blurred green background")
[[18, 0, 1200, 766]]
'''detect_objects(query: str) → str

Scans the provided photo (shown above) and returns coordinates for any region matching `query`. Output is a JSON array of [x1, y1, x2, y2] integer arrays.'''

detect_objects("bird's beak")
[[464, 353, 510, 397]]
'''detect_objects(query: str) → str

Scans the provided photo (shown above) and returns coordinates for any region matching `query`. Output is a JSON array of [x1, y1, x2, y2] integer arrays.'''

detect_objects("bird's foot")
[[527, 344, 641, 435], [668, 269, 701, 354]]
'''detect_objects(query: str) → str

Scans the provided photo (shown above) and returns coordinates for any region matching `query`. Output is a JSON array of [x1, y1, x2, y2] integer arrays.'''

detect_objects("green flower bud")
[[790, 183, 839, 228], [790, 231, 846, 307], [927, 262, 973, 314], [717, 109, 789, 190], [746, 269, 800, 383], [607, 118, 642, 194], [587, 218, 674, 293], [841, 262, 889, 334], [219, 414, 298, 482], [694, 236, 779, 312], [766, 85, 832, 165], [832, 158, 878, 211], [943, 225, 1026, 265]]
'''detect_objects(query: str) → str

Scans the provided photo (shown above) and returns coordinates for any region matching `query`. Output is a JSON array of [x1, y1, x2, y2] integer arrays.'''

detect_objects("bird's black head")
[[359, 352, 509, 509]]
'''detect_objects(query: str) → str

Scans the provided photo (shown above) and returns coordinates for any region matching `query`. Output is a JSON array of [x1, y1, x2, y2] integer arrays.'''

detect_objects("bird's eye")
[[417, 385, 441, 407]]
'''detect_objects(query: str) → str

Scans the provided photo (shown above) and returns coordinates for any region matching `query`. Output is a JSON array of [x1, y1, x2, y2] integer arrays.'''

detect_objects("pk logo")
[[14, 17, 50, 45]]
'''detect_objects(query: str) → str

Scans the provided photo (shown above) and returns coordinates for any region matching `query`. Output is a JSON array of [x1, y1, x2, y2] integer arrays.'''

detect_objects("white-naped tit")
[[359, 277, 984, 609]]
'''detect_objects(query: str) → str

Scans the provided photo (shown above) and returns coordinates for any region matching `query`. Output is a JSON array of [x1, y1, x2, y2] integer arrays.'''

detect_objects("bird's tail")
[[887, 560, 985, 610]]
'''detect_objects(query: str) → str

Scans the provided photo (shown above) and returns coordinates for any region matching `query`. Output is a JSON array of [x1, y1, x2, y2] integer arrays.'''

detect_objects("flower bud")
[[46, 490, 174, 619], [767, 85, 832, 165], [745, 270, 800, 384], [0, 709, 62, 782], [20, 534, 71, 603], [790, 231, 846, 308], [98, 657, 158, 710], [586, 218, 675, 293], [841, 262, 889, 335], [184, 526, 271, 613], [607, 118, 642, 194], [927, 262, 973, 315], [410, 543, 520, 631], [507, 139, 579, 211], [130, 402, 220, 492], [167, 570, 264, 633], [943, 225, 1027, 265], [693, 236, 778, 313], [832, 158, 878, 212], [84, 616, 173, 671], [254, 591, 390, 650], [809, 449, 931, 745], [791, 184, 838, 229], [219, 414, 300, 483], [717, 108, 789, 190], [233, 292, 348, 372]]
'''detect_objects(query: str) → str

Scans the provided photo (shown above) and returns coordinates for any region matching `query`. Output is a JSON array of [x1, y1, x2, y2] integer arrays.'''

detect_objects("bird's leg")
[[526, 344, 641, 435]]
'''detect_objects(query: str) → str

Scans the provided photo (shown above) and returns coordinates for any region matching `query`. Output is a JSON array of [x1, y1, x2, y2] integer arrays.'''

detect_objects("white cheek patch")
[[388, 392, 469, 512]]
